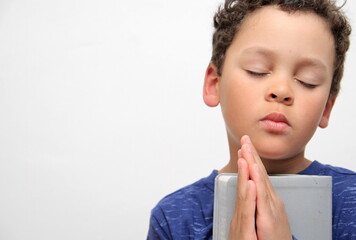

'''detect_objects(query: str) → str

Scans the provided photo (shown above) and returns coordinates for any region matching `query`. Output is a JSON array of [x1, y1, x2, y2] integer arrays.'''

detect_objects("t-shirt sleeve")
[[333, 178, 356, 239], [147, 207, 171, 240]]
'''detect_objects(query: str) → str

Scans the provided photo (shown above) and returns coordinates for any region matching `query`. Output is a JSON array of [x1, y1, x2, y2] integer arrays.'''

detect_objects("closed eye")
[[246, 70, 268, 77], [297, 79, 317, 89]]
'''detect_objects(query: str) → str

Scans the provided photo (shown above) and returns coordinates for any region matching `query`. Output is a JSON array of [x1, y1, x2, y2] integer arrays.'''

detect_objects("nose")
[[265, 82, 294, 105]]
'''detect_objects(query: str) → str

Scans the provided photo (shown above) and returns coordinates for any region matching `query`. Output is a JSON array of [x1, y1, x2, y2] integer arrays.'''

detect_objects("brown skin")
[[229, 136, 292, 240], [203, 6, 336, 239]]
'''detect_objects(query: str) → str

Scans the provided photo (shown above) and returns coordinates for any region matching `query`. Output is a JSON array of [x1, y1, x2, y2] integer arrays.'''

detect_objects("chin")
[[256, 144, 299, 161], [258, 151, 289, 160], [252, 135, 304, 159]]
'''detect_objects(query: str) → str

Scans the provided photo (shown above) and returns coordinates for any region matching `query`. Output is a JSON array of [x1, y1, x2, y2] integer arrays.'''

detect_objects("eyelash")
[[246, 70, 268, 77], [296, 80, 317, 89], [247, 70, 317, 89]]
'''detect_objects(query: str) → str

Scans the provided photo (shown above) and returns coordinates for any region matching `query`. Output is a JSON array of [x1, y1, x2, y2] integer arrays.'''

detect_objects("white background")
[[0, 0, 355, 239]]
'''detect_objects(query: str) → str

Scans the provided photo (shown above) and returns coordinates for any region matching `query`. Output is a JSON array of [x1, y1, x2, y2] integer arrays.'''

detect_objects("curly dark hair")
[[211, 0, 351, 97]]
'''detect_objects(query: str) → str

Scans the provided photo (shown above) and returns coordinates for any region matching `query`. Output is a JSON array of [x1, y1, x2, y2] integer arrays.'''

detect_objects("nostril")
[[271, 93, 277, 99], [284, 97, 291, 102]]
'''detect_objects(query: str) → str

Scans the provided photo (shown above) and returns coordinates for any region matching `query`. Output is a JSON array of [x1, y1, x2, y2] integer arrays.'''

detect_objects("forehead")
[[240, 5, 331, 29], [226, 5, 335, 73]]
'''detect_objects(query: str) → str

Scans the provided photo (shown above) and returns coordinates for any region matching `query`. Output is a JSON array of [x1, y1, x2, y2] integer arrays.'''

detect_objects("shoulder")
[[152, 170, 217, 215], [299, 161, 356, 207], [324, 164, 356, 207], [320, 164, 356, 239], [148, 170, 217, 239], [313, 162, 356, 193], [299, 161, 355, 180], [300, 161, 356, 194], [318, 163, 355, 177], [299, 162, 356, 239], [300, 160, 355, 176]]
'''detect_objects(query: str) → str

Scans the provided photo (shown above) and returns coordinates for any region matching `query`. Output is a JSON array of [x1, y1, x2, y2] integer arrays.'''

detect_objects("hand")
[[229, 157, 257, 240], [229, 135, 292, 240]]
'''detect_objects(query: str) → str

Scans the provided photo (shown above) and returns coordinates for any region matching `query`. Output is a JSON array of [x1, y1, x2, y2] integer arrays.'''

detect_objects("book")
[[213, 174, 332, 240]]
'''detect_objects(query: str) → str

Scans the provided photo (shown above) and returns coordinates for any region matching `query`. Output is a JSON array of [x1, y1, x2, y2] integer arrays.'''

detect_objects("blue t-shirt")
[[147, 161, 356, 239]]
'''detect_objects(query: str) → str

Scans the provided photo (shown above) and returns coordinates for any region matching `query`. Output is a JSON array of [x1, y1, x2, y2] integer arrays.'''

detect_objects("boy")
[[147, 0, 356, 239]]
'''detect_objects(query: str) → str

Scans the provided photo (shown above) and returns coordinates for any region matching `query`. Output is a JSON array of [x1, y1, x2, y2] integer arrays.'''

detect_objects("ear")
[[319, 96, 336, 128], [203, 63, 220, 107]]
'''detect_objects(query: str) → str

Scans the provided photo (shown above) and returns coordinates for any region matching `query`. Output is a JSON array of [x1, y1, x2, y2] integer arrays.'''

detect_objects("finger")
[[239, 135, 254, 166], [240, 180, 257, 236], [241, 136, 273, 193], [251, 163, 292, 240], [246, 179, 257, 219], [248, 142, 276, 194], [250, 163, 276, 214], [241, 135, 267, 175], [249, 163, 267, 200], [237, 158, 249, 200], [240, 136, 276, 205], [231, 161, 257, 240], [238, 149, 242, 159]]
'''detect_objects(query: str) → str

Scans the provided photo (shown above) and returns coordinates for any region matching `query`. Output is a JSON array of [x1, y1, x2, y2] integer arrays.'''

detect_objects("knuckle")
[[241, 210, 251, 220], [237, 193, 245, 202], [261, 191, 270, 202]]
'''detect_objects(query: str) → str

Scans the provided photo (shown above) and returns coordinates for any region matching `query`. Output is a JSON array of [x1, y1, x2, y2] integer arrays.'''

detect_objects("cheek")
[[297, 97, 327, 132], [220, 74, 258, 105], [220, 81, 260, 142], [220, 79, 255, 117]]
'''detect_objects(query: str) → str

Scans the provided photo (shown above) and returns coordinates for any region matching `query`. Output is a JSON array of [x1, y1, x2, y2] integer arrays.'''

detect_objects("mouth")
[[260, 112, 290, 134]]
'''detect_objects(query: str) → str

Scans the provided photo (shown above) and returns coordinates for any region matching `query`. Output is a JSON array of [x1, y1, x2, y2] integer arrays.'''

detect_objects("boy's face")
[[204, 6, 335, 161]]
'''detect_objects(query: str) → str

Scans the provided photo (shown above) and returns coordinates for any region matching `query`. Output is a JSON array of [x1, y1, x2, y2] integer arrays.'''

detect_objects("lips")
[[260, 112, 290, 133], [261, 113, 290, 125]]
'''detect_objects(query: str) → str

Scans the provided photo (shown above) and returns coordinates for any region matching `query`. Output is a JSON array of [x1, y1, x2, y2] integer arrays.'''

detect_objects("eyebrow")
[[240, 47, 275, 59], [297, 58, 328, 72], [240, 47, 328, 72]]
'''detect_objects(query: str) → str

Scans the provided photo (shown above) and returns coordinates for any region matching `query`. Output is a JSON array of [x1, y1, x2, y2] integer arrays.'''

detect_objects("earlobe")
[[203, 63, 220, 107], [319, 96, 336, 128]]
